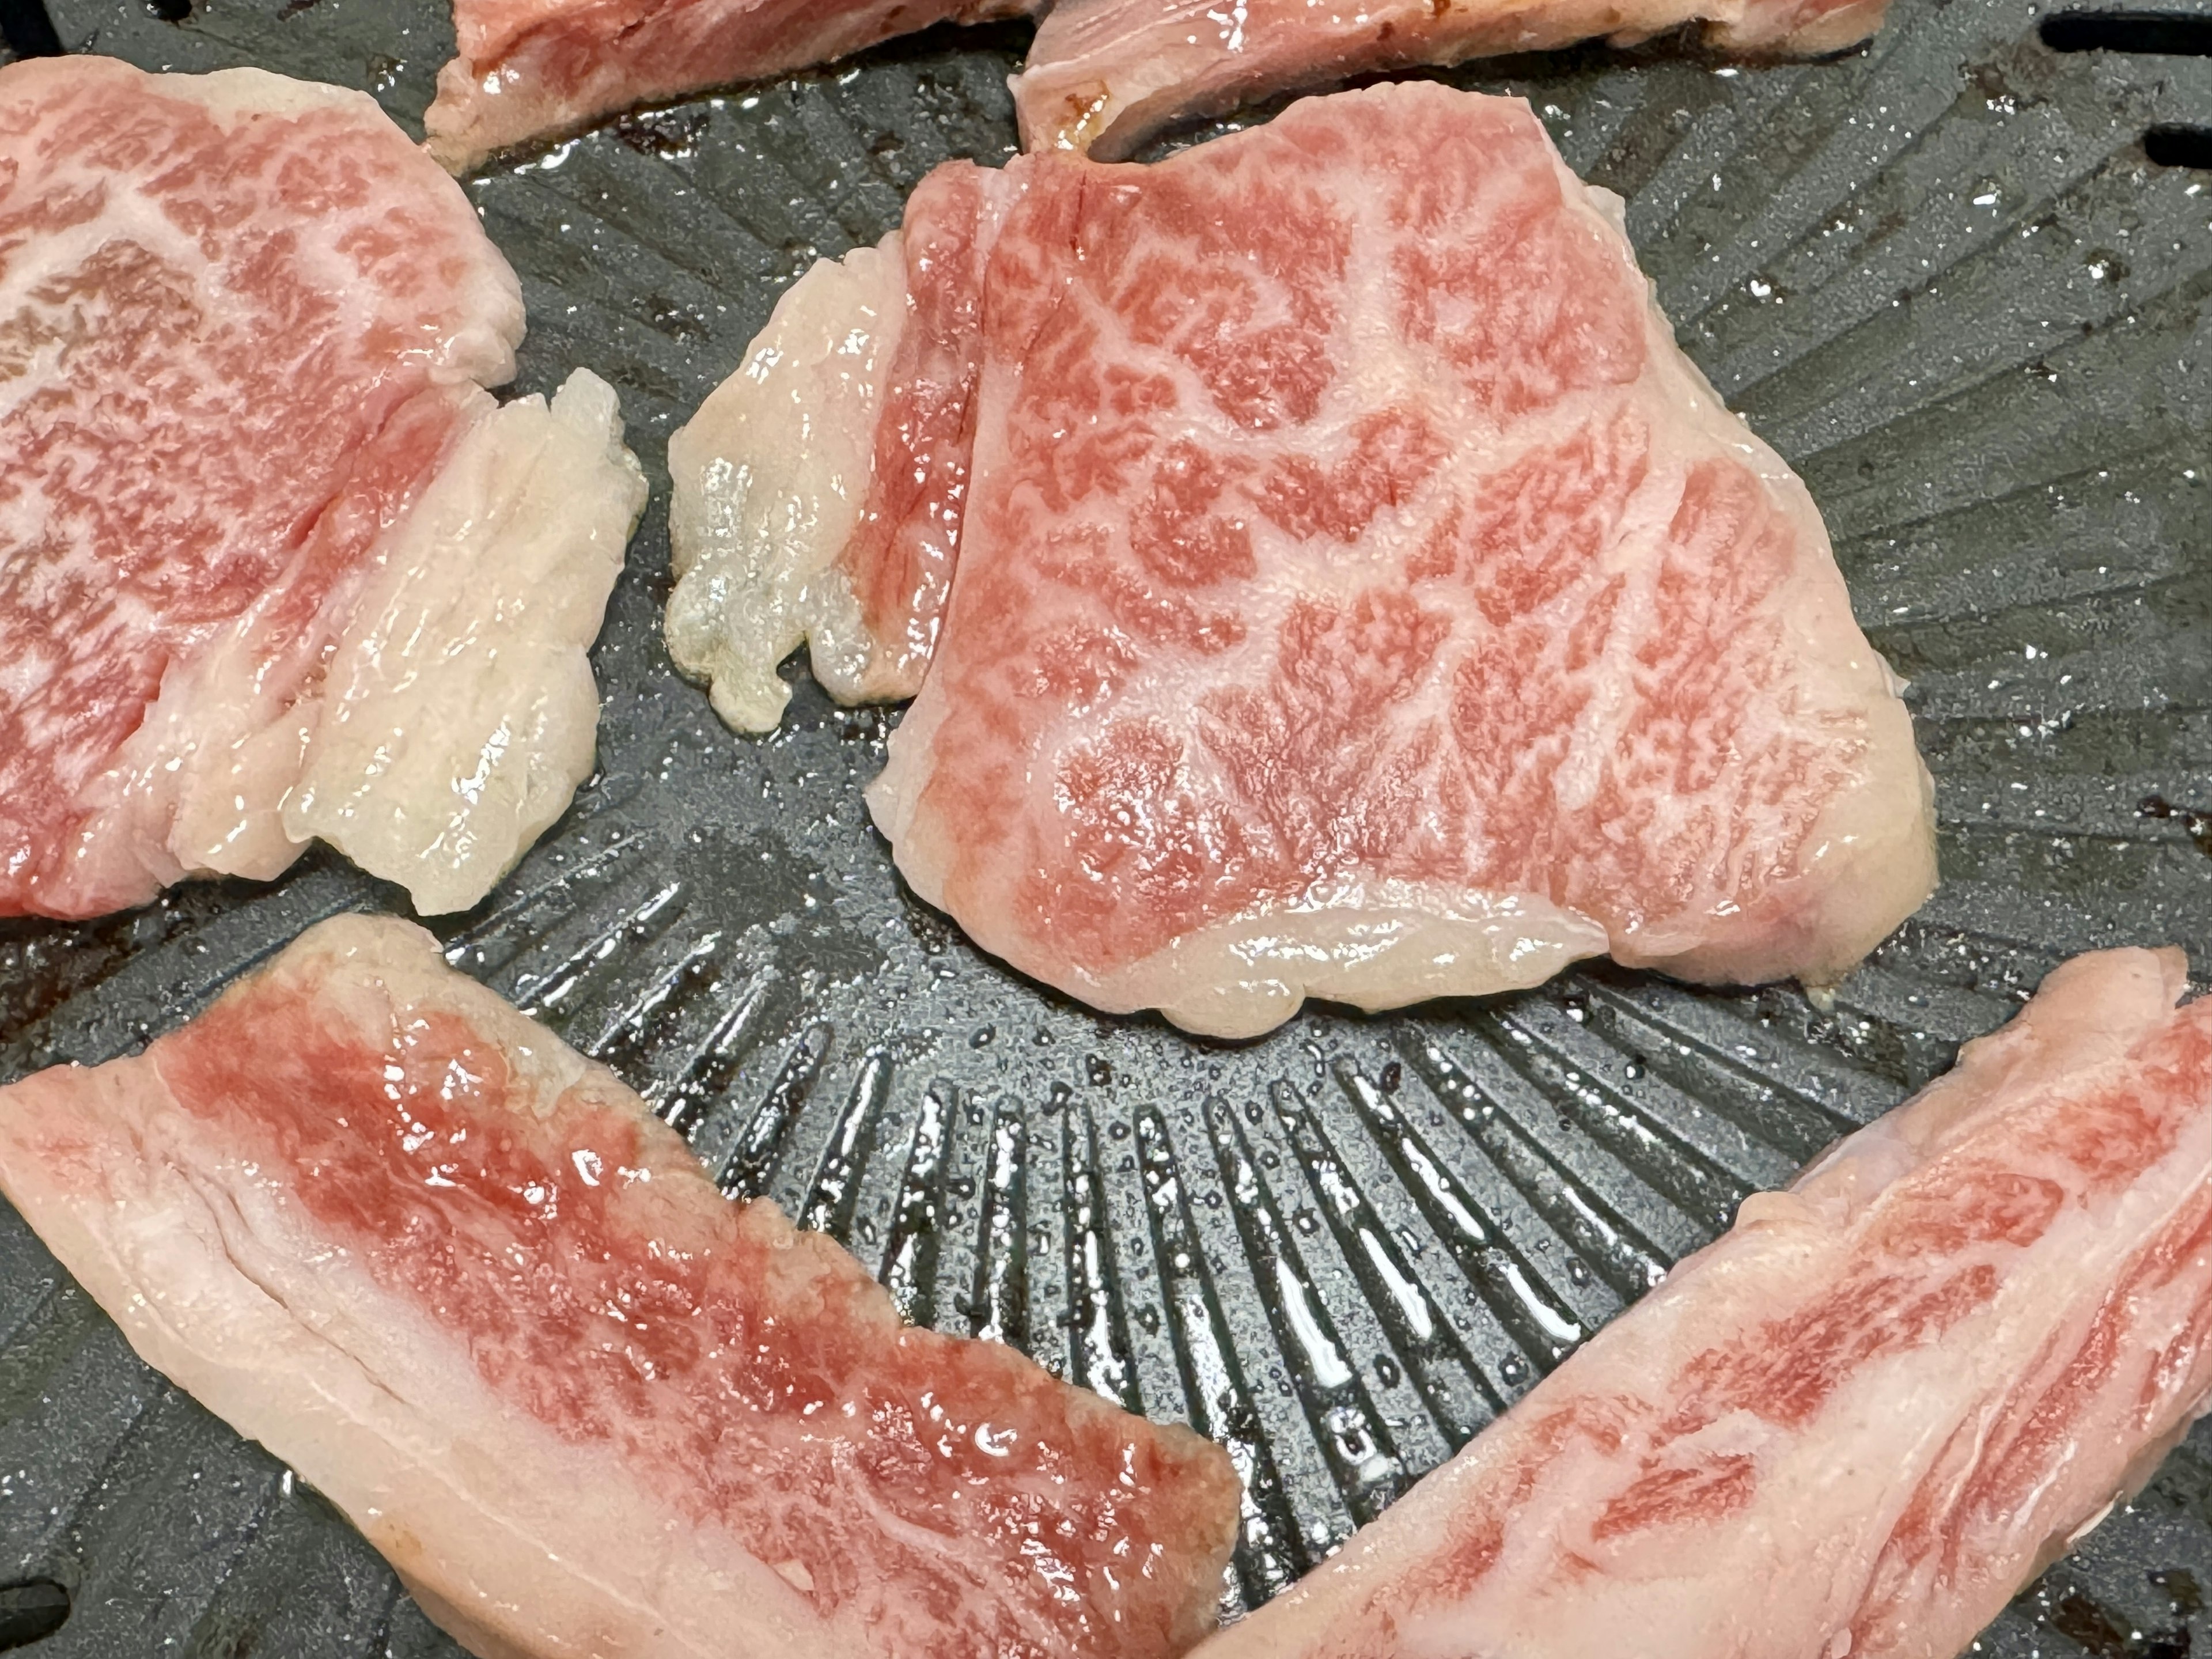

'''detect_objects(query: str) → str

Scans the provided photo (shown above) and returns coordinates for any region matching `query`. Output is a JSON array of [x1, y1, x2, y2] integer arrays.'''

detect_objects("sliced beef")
[[0, 914, 1242, 1659], [672, 83, 1930, 1034], [0, 57, 645, 919], [1192, 946, 2212, 1659]]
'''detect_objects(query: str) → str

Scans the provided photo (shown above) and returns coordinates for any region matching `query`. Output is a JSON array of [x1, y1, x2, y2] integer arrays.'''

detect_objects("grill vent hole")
[[0, 0, 61, 55], [2145, 124, 2212, 167], [0, 1582, 70, 1652], [2040, 10, 2212, 52]]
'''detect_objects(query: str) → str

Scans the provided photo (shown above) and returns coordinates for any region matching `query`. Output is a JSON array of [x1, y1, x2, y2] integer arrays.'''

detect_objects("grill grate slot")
[[0, 0, 59, 55], [2039, 8, 2212, 52], [2146, 123, 2212, 165], [0, 1581, 68, 1653]]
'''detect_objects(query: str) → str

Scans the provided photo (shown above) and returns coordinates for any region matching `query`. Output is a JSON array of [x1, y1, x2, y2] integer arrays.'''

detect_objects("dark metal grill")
[[2, 0, 2210, 1650]]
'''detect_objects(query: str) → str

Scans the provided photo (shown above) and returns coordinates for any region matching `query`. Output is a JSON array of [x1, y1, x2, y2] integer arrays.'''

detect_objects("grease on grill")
[[2048, 1588, 2192, 1657], [0, 1581, 68, 1652], [2139, 796, 2212, 858], [2153, 1567, 2207, 1616], [2039, 12, 2212, 169]]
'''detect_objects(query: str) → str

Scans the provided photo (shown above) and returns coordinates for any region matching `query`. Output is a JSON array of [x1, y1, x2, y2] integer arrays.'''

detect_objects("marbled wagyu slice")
[[1013, 0, 1888, 159], [0, 915, 1241, 1659], [0, 57, 646, 921], [425, 0, 1031, 173], [1191, 946, 2212, 1659], [848, 83, 1933, 1037]]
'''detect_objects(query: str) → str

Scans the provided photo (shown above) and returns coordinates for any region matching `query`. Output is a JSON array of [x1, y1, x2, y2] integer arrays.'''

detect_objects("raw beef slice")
[[1014, 0, 1888, 158], [1190, 946, 2212, 1659], [0, 914, 1242, 1659], [665, 161, 1001, 730], [426, 0, 1032, 174], [0, 57, 647, 921], [825, 83, 1931, 1037]]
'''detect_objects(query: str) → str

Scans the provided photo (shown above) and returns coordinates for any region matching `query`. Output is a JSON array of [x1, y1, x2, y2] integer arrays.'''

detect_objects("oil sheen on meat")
[[0, 915, 1241, 1659], [0, 58, 646, 921], [425, 0, 1032, 173], [803, 84, 1931, 1036], [1189, 945, 2212, 1659], [1013, 0, 1888, 158]]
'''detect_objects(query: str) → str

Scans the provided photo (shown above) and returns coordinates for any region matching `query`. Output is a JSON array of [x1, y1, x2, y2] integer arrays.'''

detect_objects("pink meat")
[[0, 57, 522, 919], [1188, 945, 2212, 1659], [864, 84, 1934, 1037], [425, 0, 1032, 174], [661, 162, 1007, 731], [836, 162, 1005, 700], [0, 915, 1240, 1659], [1014, 0, 1888, 158]]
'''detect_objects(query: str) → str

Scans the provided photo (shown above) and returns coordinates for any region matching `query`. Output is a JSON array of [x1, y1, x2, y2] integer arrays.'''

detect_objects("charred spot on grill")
[[2040, 10, 2212, 52], [645, 294, 710, 342], [615, 107, 710, 160], [144, 0, 192, 19], [0, 1581, 69, 1652]]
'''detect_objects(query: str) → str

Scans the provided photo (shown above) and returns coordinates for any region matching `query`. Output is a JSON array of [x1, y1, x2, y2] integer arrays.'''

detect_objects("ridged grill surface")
[[2, 0, 2210, 1651]]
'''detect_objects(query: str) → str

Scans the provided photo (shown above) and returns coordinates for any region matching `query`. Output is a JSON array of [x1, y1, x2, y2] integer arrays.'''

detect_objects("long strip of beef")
[[0, 914, 1241, 1659], [1013, 0, 1889, 158], [1192, 945, 2212, 1659], [425, 0, 1031, 173]]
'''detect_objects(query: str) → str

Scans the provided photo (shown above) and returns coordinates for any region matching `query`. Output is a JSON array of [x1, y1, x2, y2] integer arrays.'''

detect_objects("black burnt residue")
[[0, 1581, 69, 1652], [615, 107, 710, 160], [2139, 795, 2212, 857], [645, 294, 710, 344]]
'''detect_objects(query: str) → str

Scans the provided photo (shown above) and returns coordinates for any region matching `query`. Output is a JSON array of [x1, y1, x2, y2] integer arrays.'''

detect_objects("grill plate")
[[3, 0, 2211, 1650]]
